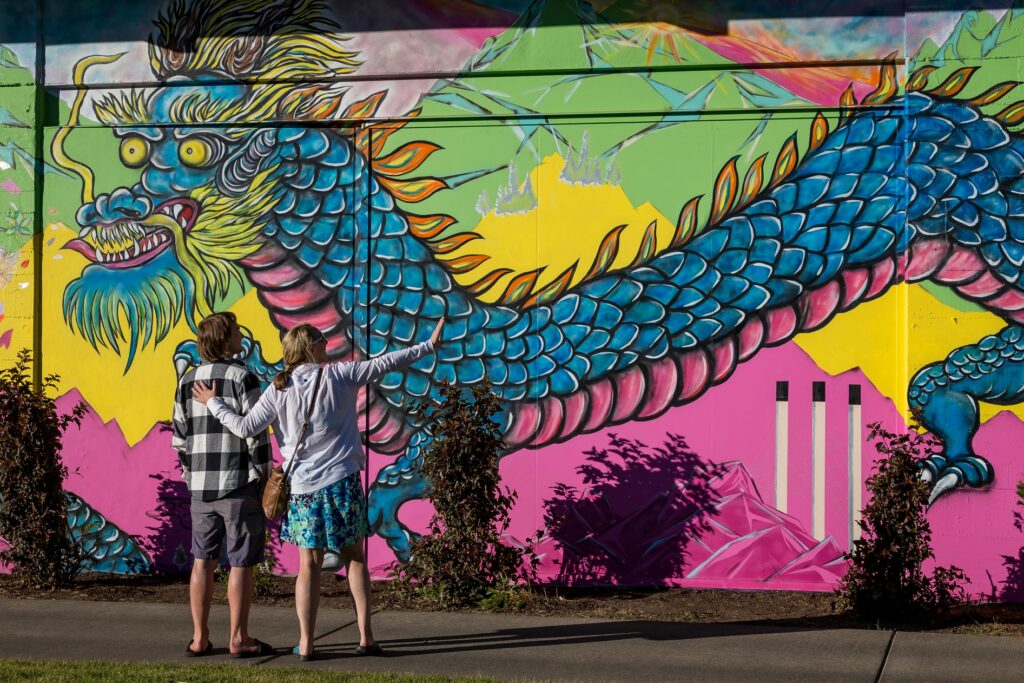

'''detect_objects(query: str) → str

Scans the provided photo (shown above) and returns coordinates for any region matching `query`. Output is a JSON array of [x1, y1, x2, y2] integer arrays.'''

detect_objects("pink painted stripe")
[[676, 350, 710, 401], [736, 318, 764, 362], [798, 281, 841, 331], [559, 391, 589, 440], [610, 365, 646, 423], [864, 257, 896, 300], [933, 246, 986, 284], [840, 269, 870, 309], [710, 338, 736, 383], [986, 288, 1024, 312], [260, 279, 332, 311], [241, 242, 287, 268], [531, 397, 565, 447], [247, 261, 309, 289], [905, 238, 950, 283], [957, 271, 1005, 299], [637, 356, 678, 419], [582, 378, 615, 432], [271, 303, 344, 333], [763, 306, 798, 344], [506, 401, 542, 448]]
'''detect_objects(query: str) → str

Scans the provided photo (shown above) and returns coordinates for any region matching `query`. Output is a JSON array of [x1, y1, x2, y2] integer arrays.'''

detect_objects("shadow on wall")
[[143, 467, 283, 575], [543, 433, 722, 586], [143, 472, 193, 575], [1000, 485, 1024, 602]]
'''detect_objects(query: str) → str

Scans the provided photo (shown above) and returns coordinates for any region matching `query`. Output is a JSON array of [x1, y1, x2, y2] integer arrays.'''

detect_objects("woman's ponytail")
[[272, 368, 292, 391]]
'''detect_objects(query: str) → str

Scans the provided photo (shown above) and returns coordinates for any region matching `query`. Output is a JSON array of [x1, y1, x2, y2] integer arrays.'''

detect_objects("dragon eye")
[[179, 137, 214, 167], [119, 136, 150, 168]]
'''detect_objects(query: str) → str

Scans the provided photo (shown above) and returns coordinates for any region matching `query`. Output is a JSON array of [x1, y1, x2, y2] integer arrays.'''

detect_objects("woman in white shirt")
[[192, 319, 443, 660]]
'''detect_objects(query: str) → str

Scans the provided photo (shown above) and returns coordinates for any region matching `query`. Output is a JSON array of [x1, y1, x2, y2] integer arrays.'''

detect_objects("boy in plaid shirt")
[[172, 312, 272, 657]]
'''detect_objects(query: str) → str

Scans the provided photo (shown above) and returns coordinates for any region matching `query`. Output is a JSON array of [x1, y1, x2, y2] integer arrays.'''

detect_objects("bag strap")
[[282, 365, 324, 479]]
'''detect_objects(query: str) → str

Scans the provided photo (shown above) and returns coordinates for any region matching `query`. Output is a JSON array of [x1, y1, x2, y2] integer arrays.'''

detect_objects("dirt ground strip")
[[2, 573, 1022, 637]]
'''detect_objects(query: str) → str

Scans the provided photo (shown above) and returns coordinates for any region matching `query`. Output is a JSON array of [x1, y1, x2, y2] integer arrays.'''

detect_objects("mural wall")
[[1, 0, 1024, 597]]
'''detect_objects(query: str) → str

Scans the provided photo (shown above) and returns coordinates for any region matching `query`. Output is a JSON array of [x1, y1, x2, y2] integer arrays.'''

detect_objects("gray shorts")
[[190, 483, 265, 567]]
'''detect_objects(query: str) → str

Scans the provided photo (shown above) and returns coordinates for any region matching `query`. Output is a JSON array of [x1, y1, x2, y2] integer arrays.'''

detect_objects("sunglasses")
[[310, 330, 327, 344]]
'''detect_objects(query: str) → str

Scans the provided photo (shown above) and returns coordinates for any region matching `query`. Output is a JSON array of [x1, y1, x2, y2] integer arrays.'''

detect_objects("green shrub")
[[390, 380, 535, 609], [836, 422, 968, 622], [0, 349, 86, 589]]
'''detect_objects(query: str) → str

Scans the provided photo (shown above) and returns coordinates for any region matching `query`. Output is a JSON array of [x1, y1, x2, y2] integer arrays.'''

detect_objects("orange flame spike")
[[407, 214, 456, 240], [370, 113, 419, 157], [969, 81, 1021, 107], [671, 196, 701, 248], [709, 156, 739, 225], [739, 155, 768, 207], [838, 84, 858, 127], [430, 232, 481, 255], [378, 177, 447, 203], [995, 100, 1024, 126], [907, 66, 937, 92], [374, 141, 442, 177], [341, 90, 386, 121], [926, 67, 979, 98], [808, 114, 829, 153], [499, 268, 545, 306], [464, 268, 514, 296], [523, 262, 578, 308], [861, 54, 898, 106], [445, 254, 491, 275], [630, 221, 658, 268], [584, 224, 628, 280], [770, 135, 799, 187]]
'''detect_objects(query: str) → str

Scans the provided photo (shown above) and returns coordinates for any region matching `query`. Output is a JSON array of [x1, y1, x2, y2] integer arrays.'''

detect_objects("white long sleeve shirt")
[[207, 341, 434, 495]]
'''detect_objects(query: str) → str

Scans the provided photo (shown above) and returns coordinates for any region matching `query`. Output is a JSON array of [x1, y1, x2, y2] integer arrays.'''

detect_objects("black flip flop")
[[185, 639, 213, 657], [355, 642, 384, 656], [231, 639, 273, 659]]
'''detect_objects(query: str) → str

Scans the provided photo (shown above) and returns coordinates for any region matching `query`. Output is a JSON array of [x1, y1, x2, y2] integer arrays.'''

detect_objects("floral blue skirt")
[[280, 473, 369, 550]]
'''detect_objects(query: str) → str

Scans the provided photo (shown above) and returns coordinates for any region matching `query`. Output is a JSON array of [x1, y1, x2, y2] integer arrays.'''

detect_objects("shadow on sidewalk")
[[303, 619, 831, 660]]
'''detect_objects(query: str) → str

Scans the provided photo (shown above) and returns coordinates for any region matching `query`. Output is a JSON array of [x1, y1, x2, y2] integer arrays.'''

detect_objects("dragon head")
[[60, 0, 359, 366]]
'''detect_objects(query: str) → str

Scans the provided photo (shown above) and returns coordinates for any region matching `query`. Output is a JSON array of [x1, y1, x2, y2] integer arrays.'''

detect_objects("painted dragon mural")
[[43, 0, 1024, 566]]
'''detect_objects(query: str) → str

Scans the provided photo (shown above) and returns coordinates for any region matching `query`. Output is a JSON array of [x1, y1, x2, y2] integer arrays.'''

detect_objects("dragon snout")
[[67, 187, 198, 269], [76, 187, 152, 226]]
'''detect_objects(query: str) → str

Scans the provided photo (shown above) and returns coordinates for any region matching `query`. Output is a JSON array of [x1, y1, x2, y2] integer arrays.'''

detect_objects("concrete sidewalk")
[[1, 599, 1021, 682]]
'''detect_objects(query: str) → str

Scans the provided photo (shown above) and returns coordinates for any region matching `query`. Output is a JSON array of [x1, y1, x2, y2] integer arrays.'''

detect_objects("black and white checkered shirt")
[[172, 359, 271, 502]]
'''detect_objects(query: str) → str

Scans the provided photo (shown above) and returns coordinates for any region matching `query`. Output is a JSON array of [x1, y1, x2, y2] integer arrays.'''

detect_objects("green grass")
[[0, 660, 499, 683]]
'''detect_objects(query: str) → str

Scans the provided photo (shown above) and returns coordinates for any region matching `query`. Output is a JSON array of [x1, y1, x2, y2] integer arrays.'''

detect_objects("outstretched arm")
[[340, 319, 444, 385], [193, 381, 278, 439]]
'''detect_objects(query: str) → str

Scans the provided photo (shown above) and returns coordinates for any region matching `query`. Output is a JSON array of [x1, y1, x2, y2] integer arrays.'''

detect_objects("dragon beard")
[[63, 168, 278, 369], [63, 249, 191, 368]]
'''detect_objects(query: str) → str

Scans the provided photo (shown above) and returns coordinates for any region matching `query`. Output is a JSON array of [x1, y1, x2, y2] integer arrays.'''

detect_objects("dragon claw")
[[921, 453, 994, 505]]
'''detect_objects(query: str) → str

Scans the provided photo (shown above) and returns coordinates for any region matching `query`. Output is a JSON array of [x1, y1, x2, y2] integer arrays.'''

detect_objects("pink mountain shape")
[[689, 525, 819, 581], [769, 537, 849, 584]]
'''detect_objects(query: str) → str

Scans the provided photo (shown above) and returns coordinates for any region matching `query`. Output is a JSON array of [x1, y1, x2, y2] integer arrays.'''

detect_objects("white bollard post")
[[848, 384, 862, 547], [812, 381, 826, 540], [775, 381, 789, 513]]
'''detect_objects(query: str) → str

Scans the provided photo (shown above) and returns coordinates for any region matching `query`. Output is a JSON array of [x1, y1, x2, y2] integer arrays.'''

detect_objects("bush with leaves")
[[0, 349, 86, 589], [836, 422, 968, 622], [389, 380, 534, 609]]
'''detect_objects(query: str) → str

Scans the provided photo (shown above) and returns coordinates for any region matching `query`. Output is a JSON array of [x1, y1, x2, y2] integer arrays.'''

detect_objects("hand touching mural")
[[50, 0, 1024, 560]]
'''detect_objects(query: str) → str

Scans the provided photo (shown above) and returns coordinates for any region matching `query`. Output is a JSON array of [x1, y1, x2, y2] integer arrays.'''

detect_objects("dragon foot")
[[919, 453, 993, 505], [367, 474, 426, 562]]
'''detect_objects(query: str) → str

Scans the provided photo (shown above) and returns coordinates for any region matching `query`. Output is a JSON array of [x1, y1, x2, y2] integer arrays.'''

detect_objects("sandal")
[[185, 639, 213, 657], [231, 638, 273, 659], [355, 642, 384, 656], [293, 645, 316, 661]]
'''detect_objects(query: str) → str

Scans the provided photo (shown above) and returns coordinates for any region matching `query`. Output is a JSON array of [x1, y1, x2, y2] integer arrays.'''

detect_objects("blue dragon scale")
[[57, 0, 1024, 559]]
